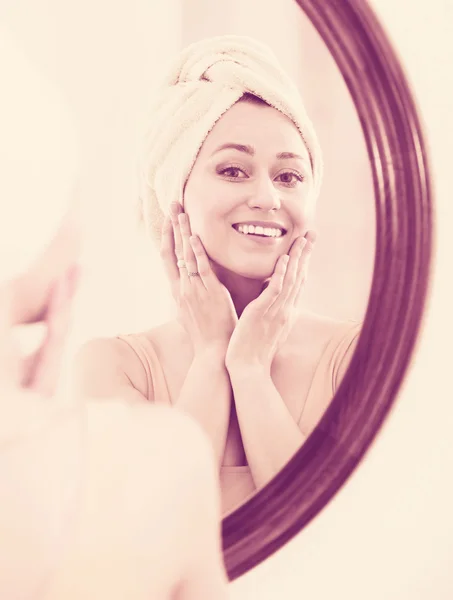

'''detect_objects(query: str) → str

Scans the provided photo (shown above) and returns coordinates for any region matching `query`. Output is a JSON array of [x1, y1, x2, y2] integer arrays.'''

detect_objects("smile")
[[232, 223, 286, 238]]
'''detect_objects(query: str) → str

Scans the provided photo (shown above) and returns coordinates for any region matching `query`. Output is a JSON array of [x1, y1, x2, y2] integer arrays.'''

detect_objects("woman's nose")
[[246, 178, 281, 212]]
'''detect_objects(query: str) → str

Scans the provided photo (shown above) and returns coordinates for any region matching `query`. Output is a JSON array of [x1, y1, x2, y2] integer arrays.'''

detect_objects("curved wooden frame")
[[222, 0, 433, 580]]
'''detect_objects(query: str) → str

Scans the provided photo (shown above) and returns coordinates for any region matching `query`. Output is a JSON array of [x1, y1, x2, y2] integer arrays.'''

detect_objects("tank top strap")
[[298, 320, 361, 427], [331, 321, 362, 394], [116, 333, 172, 406]]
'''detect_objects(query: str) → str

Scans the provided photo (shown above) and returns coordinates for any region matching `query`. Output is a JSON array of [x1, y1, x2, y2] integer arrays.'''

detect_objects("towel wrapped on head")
[[139, 34, 323, 244]]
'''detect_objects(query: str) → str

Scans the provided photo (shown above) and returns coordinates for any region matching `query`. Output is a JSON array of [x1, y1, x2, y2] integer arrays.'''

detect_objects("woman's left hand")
[[225, 231, 316, 374]]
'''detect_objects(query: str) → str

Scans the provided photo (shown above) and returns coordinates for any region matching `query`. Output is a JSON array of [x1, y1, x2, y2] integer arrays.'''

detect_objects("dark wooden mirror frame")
[[222, 0, 433, 580]]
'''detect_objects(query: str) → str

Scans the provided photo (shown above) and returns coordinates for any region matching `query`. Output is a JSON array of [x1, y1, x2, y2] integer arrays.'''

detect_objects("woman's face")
[[183, 100, 316, 280]]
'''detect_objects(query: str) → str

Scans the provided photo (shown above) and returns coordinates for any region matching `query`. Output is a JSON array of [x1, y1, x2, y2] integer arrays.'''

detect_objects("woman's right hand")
[[160, 202, 238, 356]]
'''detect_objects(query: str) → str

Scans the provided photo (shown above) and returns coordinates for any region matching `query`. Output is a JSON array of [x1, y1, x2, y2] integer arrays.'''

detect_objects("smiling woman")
[[183, 97, 314, 287], [71, 34, 361, 515]]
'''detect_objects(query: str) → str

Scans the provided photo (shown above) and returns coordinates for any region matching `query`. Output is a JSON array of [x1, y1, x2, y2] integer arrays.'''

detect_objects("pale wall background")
[[1, 0, 452, 598]]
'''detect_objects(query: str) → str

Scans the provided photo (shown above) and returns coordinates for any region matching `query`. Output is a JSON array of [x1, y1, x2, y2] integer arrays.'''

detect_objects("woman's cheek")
[[293, 201, 315, 231]]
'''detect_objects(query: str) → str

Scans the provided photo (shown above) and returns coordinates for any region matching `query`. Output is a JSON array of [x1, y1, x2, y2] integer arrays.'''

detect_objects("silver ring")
[[187, 271, 200, 278], [177, 259, 186, 269]]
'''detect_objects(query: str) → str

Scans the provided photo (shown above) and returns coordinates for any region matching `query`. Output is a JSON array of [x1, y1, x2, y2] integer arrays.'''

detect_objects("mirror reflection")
[[3, 0, 375, 519], [71, 26, 374, 515]]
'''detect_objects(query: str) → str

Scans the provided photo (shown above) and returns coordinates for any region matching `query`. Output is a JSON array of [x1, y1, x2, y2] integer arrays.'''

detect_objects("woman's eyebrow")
[[213, 143, 254, 155], [276, 151, 306, 161], [212, 144, 306, 162]]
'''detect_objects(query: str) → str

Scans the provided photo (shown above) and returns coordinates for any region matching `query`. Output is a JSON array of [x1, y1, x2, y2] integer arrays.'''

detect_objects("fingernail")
[[305, 230, 317, 244], [178, 213, 187, 225], [189, 235, 198, 245]]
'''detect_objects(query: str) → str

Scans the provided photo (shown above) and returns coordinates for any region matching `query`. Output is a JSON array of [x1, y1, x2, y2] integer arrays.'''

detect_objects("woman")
[[73, 35, 361, 515]]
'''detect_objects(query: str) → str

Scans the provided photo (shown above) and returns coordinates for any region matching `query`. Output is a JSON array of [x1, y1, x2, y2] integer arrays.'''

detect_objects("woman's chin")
[[214, 260, 275, 282], [238, 269, 273, 281]]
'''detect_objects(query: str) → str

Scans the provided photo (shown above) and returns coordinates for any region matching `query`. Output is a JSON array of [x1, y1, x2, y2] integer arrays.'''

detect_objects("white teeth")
[[235, 224, 284, 238]]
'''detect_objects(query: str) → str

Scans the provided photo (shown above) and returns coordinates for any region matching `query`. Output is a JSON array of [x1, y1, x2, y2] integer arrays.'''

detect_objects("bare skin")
[[73, 100, 359, 512]]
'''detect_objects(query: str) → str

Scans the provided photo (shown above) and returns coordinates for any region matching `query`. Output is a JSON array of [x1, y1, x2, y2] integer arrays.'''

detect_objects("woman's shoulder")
[[293, 311, 361, 390], [138, 320, 189, 350], [119, 320, 191, 366], [71, 335, 149, 400], [292, 310, 361, 347], [74, 336, 136, 374], [120, 322, 193, 404], [71, 324, 178, 401], [80, 321, 183, 363]]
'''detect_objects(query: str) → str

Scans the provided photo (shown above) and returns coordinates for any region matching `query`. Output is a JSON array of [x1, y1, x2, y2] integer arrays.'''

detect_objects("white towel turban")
[[139, 34, 323, 244]]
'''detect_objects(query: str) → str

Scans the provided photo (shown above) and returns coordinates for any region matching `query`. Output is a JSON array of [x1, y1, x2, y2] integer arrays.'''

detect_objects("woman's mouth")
[[232, 223, 286, 239]]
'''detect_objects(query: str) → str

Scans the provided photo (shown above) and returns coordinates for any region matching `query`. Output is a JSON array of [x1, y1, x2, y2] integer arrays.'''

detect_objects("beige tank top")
[[117, 320, 360, 515]]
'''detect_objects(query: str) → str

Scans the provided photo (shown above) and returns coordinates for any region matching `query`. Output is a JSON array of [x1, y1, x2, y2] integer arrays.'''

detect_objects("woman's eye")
[[276, 171, 304, 186], [219, 166, 247, 179]]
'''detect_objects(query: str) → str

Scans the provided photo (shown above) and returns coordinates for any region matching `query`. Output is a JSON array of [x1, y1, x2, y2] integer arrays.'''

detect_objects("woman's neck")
[[213, 265, 267, 317]]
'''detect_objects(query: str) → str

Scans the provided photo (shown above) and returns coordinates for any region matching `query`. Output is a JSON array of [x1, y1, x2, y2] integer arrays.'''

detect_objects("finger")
[[25, 329, 67, 398], [305, 230, 317, 245], [248, 254, 289, 314], [176, 213, 192, 294], [189, 235, 216, 290], [293, 231, 316, 307], [170, 202, 184, 261], [276, 236, 306, 310], [0, 285, 20, 389], [178, 213, 199, 280], [34, 267, 78, 396], [11, 194, 82, 327], [24, 266, 79, 396], [20, 282, 54, 390], [160, 214, 180, 297]]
